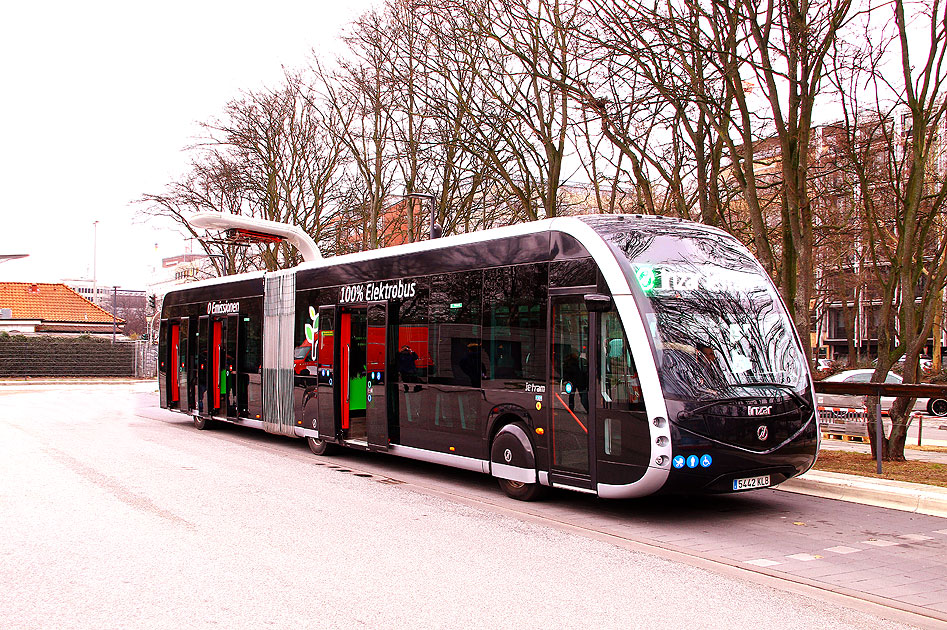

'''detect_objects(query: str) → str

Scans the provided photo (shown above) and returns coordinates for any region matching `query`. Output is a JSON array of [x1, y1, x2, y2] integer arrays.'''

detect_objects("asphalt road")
[[0, 383, 942, 629]]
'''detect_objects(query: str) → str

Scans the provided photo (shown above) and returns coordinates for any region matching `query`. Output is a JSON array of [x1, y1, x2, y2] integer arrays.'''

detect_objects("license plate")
[[732, 475, 771, 491]]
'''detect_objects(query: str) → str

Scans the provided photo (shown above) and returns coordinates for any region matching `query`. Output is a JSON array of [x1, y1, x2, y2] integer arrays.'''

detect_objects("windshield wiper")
[[731, 382, 811, 412], [676, 382, 810, 421]]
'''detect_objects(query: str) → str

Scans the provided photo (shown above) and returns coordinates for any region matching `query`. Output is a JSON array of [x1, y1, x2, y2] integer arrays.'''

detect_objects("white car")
[[817, 369, 947, 416]]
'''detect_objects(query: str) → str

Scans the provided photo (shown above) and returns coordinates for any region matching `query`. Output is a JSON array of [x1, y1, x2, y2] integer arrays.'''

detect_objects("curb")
[[0, 378, 150, 385], [778, 469, 947, 518]]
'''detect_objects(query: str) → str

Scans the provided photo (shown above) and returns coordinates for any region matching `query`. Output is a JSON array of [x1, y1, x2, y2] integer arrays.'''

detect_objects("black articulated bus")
[[158, 214, 819, 500]]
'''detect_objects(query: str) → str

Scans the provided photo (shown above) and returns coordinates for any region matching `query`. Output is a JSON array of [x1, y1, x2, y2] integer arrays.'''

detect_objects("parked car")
[[815, 358, 835, 375], [817, 368, 947, 416]]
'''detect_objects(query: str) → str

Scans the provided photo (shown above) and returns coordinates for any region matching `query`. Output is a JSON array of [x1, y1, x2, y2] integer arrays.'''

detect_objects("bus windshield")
[[584, 218, 807, 401]]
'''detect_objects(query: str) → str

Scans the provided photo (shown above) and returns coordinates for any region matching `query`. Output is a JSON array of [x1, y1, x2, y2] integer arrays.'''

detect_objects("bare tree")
[[138, 152, 262, 277], [829, 0, 947, 459]]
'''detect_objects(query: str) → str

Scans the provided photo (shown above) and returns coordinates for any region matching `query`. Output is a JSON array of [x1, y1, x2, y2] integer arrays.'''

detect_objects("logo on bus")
[[757, 425, 769, 441], [525, 382, 546, 394], [748, 405, 772, 417], [340, 280, 417, 304], [208, 301, 239, 315]]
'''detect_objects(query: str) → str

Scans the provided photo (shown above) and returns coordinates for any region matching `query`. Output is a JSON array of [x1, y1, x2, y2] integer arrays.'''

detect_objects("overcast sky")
[[0, 0, 374, 290]]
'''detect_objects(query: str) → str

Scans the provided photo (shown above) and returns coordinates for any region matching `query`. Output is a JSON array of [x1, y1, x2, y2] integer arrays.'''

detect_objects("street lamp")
[[405, 193, 441, 240], [92, 220, 99, 306]]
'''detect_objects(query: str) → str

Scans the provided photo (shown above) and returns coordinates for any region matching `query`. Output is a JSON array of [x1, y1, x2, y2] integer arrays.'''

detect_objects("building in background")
[[0, 282, 125, 336], [62, 279, 146, 338]]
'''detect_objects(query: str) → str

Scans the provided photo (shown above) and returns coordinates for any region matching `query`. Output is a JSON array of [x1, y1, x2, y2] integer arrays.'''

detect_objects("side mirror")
[[584, 293, 612, 312]]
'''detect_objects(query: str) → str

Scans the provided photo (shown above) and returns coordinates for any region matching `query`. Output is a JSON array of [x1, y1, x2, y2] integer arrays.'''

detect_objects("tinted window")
[[482, 264, 547, 384], [550, 258, 596, 287], [240, 298, 263, 374], [395, 278, 430, 384], [294, 289, 321, 375], [429, 271, 483, 386], [586, 217, 807, 401]]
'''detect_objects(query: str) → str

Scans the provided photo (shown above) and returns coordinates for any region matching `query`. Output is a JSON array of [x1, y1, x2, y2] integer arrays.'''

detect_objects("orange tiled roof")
[[0, 282, 121, 324]]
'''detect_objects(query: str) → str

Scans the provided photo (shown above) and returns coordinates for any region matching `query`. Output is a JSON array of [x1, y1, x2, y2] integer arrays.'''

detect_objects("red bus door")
[[212, 319, 223, 413], [169, 322, 180, 406]]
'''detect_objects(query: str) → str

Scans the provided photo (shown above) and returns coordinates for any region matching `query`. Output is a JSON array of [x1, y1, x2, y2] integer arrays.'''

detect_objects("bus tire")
[[492, 422, 546, 501], [307, 436, 338, 456], [193, 415, 214, 430], [497, 477, 547, 501]]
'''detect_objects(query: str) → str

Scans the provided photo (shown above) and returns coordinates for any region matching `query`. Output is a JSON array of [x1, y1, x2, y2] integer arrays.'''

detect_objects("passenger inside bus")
[[459, 343, 486, 387]]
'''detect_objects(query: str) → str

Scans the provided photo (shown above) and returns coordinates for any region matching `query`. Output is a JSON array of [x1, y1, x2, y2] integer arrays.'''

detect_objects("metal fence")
[[0, 337, 156, 379], [817, 405, 923, 440], [134, 340, 157, 379]]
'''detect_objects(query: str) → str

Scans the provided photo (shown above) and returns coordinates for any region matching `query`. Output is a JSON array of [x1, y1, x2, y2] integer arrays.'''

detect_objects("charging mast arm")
[[185, 212, 322, 262]]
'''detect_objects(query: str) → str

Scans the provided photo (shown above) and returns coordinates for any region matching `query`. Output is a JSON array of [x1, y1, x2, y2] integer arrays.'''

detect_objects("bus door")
[[595, 309, 651, 484], [197, 316, 209, 415], [187, 318, 199, 412], [549, 295, 596, 490], [316, 306, 337, 441], [365, 303, 389, 451], [339, 306, 369, 442], [211, 318, 223, 414], [169, 322, 180, 408], [158, 318, 168, 407], [224, 313, 239, 416], [177, 318, 190, 412]]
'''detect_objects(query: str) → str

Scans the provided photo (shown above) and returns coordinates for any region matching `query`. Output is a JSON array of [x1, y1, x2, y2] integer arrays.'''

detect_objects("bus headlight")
[[652, 416, 666, 427], [655, 455, 669, 466], [655, 436, 669, 447]]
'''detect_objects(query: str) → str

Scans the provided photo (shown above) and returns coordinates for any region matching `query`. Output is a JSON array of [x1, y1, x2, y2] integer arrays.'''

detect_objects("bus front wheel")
[[497, 477, 547, 501]]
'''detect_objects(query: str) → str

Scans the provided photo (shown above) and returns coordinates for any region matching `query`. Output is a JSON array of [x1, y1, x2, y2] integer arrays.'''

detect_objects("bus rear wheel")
[[497, 477, 547, 501], [307, 436, 338, 456], [193, 415, 215, 430]]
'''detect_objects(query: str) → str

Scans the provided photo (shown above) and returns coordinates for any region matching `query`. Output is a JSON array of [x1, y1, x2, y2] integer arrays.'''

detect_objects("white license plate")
[[732, 475, 771, 491]]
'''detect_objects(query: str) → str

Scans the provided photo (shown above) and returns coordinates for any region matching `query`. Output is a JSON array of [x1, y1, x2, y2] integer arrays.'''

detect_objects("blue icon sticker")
[[367, 394, 373, 402], [565, 382, 573, 394], [700, 454, 713, 468], [686, 455, 699, 469], [672, 455, 686, 469]]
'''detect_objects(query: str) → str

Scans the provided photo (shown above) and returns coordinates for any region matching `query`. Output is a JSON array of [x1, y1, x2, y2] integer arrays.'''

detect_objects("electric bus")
[[158, 214, 818, 500]]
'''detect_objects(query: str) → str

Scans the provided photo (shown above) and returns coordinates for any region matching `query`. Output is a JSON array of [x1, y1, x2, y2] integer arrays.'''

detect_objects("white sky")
[[0, 0, 374, 290]]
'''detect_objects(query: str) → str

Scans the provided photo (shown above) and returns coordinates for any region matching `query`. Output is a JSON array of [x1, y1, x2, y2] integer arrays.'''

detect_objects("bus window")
[[396, 280, 429, 385], [482, 264, 547, 384], [600, 312, 644, 412], [429, 270, 482, 387], [240, 299, 262, 375], [597, 311, 650, 467], [550, 258, 596, 288]]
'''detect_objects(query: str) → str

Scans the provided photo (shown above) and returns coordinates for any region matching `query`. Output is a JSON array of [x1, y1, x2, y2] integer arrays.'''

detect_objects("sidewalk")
[[779, 439, 947, 517]]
